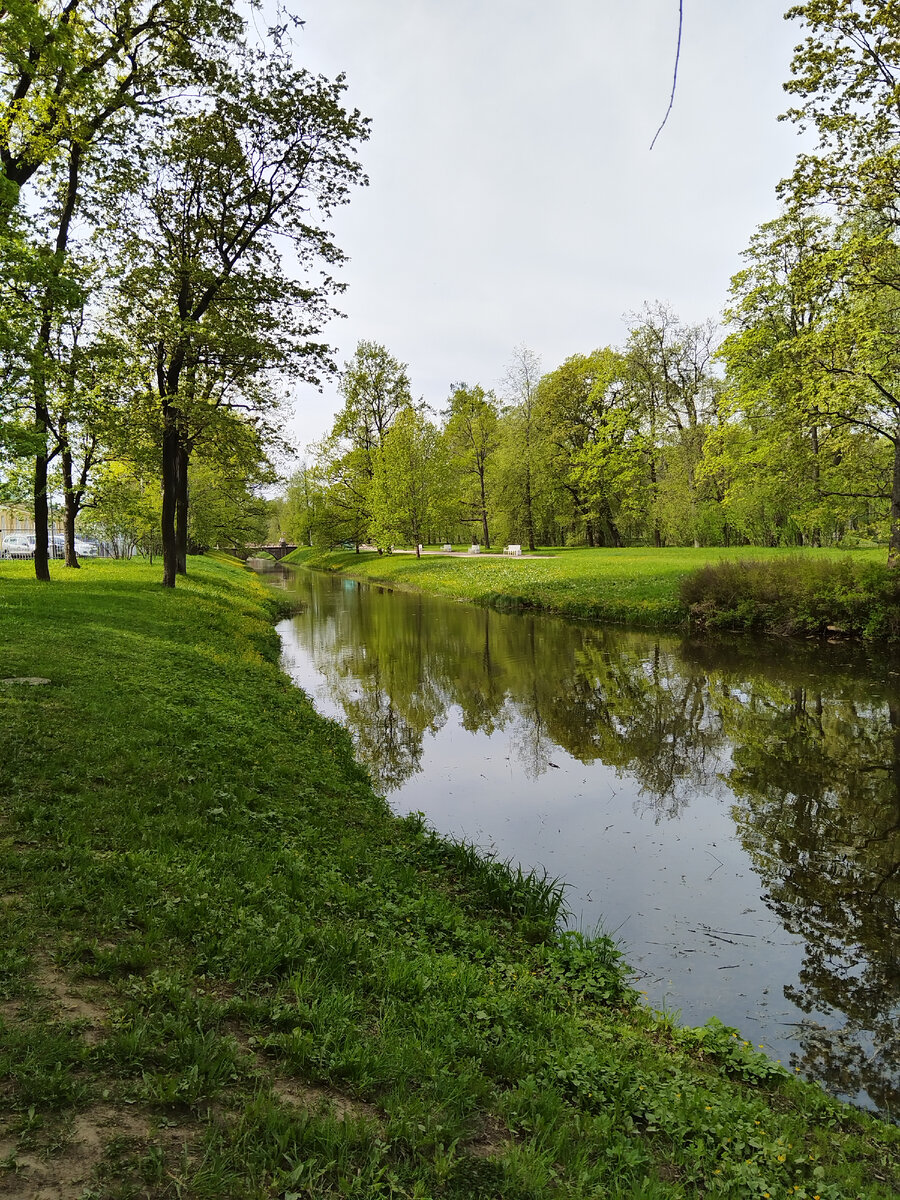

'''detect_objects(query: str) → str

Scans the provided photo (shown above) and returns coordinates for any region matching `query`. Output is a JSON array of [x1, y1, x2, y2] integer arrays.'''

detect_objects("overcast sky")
[[284, 1, 806, 460]]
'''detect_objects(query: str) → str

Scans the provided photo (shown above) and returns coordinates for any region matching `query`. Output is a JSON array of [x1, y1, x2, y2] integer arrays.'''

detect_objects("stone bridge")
[[234, 543, 298, 562]]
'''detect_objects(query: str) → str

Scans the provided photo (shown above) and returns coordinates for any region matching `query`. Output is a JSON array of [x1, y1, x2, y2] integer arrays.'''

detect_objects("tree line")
[[0, 0, 368, 584], [273, 4, 900, 564], [7, 2, 900, 570], [275, 271, 886, 556]]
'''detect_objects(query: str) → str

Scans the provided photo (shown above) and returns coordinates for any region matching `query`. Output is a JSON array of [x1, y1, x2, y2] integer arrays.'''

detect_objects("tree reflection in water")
[[278, 569, 900, 1116]]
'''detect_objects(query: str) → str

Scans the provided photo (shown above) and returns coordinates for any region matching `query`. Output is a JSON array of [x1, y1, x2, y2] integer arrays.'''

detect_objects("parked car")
[[73, 537, 98, 557], [1, 532, 37, 558]]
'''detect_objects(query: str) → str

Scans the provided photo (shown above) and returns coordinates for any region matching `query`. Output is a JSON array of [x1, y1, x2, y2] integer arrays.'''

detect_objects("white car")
[[1, 533, 37, 558], [73, 537, 98, 557]]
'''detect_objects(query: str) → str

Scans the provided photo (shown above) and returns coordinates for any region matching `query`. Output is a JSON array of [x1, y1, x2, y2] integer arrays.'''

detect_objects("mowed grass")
[[284, 545, 886, 628], [0, 556, 897, 1199]]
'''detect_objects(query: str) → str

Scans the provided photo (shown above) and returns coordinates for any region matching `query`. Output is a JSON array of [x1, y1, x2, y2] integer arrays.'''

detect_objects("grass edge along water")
[[283, 544, 899, 639], [0, 555, 897, 1198]]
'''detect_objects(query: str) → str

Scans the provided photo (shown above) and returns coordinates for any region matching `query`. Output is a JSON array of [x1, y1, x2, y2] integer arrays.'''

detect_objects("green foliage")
[[370, 406, 449, 551], [443, 383, 500, 546], [0, 557, 897, 1196], [538, 931, 633, 1006], [680, 555, 900, 638], [287, 544, 892, 634]]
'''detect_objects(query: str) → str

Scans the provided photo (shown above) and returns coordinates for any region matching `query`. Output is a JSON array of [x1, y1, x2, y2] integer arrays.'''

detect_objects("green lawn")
[[0, 556, 896, 1198], [284, 545, 886, 628]]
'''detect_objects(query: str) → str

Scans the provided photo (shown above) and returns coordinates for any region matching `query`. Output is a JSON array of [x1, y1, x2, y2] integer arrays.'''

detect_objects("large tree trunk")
[[479, 468, 490, 548], [161, 404, 179, 587], [175, 441, 189, 575], [31, 143, 81, 584], [62, 469, 80, 568], [523, 467, 536, 552], [59, 420, 79, 568], [649, 454, 661, 548], [601, 498, 622, 548], [33, 416, 51, 582]]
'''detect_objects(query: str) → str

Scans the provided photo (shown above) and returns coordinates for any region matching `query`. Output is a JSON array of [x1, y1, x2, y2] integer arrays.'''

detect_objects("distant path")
[[390, 548, 552, 559]]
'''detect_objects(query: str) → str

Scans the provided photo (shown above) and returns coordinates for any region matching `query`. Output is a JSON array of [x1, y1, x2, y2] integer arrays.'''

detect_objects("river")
[[266, 563, 899, 1120]]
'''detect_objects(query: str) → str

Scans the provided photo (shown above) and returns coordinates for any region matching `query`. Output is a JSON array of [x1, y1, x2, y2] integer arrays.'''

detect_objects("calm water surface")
[[268, 565, 900, 1119]]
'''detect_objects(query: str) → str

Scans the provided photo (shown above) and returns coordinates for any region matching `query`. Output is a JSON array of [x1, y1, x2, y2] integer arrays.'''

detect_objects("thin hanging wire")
[[649, 0, 684, 151]]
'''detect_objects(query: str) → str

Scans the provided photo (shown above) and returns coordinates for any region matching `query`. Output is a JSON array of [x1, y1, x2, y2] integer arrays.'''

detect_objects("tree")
[[370, 407, 448, 555], [443, 383, 499, 547], [319, 341, 413, 549], [783, 1, 900, 220], [0, 0, 243, 580], [336, 341, 413, 456], [280, 462, 326, 548], [624, 302, 721, 547], [783, 2, 900, 562], [715, 211, 887, 547], [187, 457, 272, 553], [534, 349, 639, 548], [86, 460, 162, 558], [500, 345, 543, 552], [0, 0, 242, 215], [107, 51, 368, 585]]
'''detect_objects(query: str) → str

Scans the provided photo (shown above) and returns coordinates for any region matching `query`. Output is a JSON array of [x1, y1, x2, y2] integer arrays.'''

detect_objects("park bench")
[[469, 544, 480, 554], [441, 543, 453, 552], [504, 544, 522, 556]]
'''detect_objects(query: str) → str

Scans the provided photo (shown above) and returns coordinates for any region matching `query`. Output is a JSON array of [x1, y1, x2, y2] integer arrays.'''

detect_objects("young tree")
[[336, 341, 413, 458], [370, 407, 448, 556], [443, 383, 499, 548], [500, 345, 543, 551], [625, 303, 721, 547], [318, 341, 413, 548], [280, 462, 325, 548]]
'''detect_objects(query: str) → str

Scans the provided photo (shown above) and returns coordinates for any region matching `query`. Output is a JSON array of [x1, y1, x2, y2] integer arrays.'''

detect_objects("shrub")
[[679, 555, 900, 639]]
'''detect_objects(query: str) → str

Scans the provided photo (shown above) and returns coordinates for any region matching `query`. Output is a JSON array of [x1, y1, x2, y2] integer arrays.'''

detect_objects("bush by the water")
[[680, 554, 900, 639]]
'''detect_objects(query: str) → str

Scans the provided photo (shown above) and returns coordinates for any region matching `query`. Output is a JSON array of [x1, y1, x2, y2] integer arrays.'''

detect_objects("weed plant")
[[0, 557, 897, 1197]]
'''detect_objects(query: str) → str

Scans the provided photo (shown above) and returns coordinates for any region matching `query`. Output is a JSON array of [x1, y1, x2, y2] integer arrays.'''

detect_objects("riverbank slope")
[[1, 556, 896, 1198], [283, 545, 889, 633]]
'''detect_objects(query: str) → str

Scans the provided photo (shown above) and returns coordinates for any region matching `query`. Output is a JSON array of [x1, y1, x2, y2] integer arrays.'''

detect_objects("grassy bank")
[[1, 557, 897, 1198], [282, 545, 887, 632]]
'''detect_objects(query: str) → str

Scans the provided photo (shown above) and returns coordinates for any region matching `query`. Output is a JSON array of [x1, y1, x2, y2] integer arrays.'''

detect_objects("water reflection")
[[272, 566, 900, 1118]]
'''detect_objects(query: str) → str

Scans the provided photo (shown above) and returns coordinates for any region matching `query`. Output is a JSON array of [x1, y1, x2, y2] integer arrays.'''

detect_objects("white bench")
[[504, 544, 522, 556], [469, 544, 480, 554], [441, 543, 453, 552]]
